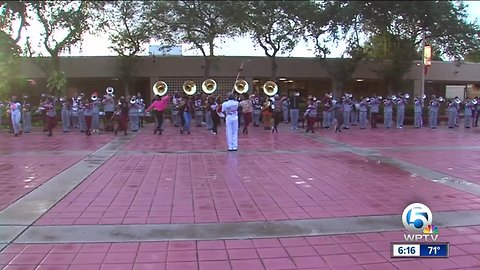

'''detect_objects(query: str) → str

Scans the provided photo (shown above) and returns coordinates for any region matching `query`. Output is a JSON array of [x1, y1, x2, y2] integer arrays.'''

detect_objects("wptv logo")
[[402, 203, 439, 242]]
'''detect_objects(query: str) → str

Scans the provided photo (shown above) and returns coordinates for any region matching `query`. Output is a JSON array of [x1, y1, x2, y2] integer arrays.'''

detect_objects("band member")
[[428, 95, 440, 129], [447, 98, 457, 128], [396, 96, 406, 129], [383, 97, 393, 129], [60, 97, 70, 132], [83, 99, 93, 136], [42, 96, 56, 137], [70, 93, 79, 128], [103, 93, 115, 132], [0, 102, 4, 131], [194, 93, 204, 127], [342, 96, 351, 129], [475, 97, 480, 127], [22, 96, 32, 133], [205, 96, 213, 130], [282, 95, 289, 124], [9, 96, 22, 137], [222, 93, 239, 151], [322, 93, 332, 128], [369, 95, 380, 128], [114, 97, 129, 136], [136, 93, 145, 128], [464, 97, 474, 128], [413, 97, 423, 128], [237, 95, 243, 128], [91, 93, 101, 133], [178, 95, 193, 134], [251, 91, 262, 127], [358, 97, 369, 129], [145, 94, 170, 135], [171, 92, 181, 127], [78, 94, 86, 132], [272, 94, 288, 133], [240, 93, 253, 134], [210, 96, 222, 135], [128, 97, 140, 132], [304, 97, 317, 133], [261, 96, 273, 130], [454, 96, 460, 127], [40, 93, 48, 131], [289, 92, 300, 130], [351, 98, 359, 126], [334, 98, 344, 133]]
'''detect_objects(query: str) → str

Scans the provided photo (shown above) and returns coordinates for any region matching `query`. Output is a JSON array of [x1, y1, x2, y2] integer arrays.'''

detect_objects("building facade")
[[17, 56, 480, 102]]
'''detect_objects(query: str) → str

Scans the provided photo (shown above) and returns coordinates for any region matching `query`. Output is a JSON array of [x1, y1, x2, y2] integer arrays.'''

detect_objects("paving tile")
[[230, 259, 264, 270], [198, 260, 232, 270], [262, 257, 296, 270], [198, 250, 228, 261]]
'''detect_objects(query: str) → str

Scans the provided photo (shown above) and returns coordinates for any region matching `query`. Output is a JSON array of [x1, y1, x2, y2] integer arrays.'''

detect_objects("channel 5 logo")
[[402, 203, 439, 242]]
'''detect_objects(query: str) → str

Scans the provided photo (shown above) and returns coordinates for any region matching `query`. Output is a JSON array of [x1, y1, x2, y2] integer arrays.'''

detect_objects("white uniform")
[[222, 99, 239, 150], [10, 102, 22, 134]]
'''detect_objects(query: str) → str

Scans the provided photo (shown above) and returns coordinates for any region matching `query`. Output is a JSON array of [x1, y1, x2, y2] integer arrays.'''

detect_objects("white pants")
[[226, 116, 238, 150], [11, 111, 22, 134]]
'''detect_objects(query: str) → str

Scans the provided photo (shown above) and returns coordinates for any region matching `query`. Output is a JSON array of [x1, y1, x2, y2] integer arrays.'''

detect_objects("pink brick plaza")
[[1, 123, 480, 270]]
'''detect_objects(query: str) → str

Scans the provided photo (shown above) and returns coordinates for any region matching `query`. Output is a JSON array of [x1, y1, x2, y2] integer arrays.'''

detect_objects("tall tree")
[[241, 1, 304, 81], [148, 0, 242, 79], [354, 1, 480, 92], [0, 1, 28, 98], [26, 1, 104, 96], [104, 1, 153, 96]]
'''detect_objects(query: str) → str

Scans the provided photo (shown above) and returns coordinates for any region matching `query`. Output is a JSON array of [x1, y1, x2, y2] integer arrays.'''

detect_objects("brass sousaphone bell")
[[202, 79, 217, 94], [106, 87, 114, 95], [234, 79, 249, 94], [153, 81, 168, 96], [263, 81, 278, 97], [183, 80, 197, 96]]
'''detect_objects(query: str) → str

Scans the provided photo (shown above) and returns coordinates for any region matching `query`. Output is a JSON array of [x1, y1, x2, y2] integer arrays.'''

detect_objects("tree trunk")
[[332, 79, 344, 99], [270, 56, 277, 81], [203, 56, 211, 79], [124, 81, 129, 97]]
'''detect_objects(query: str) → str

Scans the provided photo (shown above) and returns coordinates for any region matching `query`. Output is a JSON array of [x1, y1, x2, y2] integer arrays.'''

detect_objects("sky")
[[20, 1, 480, 58]]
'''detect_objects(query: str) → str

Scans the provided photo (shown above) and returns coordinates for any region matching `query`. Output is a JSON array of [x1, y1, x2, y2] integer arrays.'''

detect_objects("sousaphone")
[[234, 79, 249, 94], [263, 81, 278, 96], [202, 79, 217, 94], [153, 81, 168, 96], [183, 80, 197, 96]]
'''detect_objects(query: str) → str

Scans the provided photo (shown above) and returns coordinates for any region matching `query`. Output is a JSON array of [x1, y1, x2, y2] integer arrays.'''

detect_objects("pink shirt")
[[146, 95, 170, 112]]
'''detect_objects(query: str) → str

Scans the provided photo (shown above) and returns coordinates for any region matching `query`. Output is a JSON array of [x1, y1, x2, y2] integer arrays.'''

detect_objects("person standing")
[[9, 96, 22, 137], [83, 99, 93, 136], [42, 96, 56, 137], [91, 94, 101, 133], [383, 97, 393, 129], [396, 96, 406, 129], [289, 92, 300, 130], [413, 97, 423, 128], [304, 97, 317, 133], [272, 94, 288, 133], [60, 97, 71, 132], [447, 98, 457, 128], [22, 96, 32, 133], [342, 96, 352, 129], [114, 97, 129, 136], [334, 98, 344, 133], [351, 98, 359, 126], [358, 97, 369, 129], [322, 93, 332, 129], [474, 96, 480, 126], [145, 94, 170, 135], [261, 96, 273, 130], [128, 97, 140, 132], [102, 93, 115, 132], [282, 95, 289, 124], [77, 95, 86, 132], [171, 92, 181, 127], [222, 93, 239, 151], [194, 93, 204, 127], [428, 95, 440, 129], [369, 95, 380, 129], [464, 97, 474, 128], [240, 93, 253, 134], [178, 95, 193, 135]]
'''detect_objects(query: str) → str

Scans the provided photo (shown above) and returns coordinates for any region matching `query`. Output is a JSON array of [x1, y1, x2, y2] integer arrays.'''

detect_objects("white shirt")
[[221, 100, 239, 118]]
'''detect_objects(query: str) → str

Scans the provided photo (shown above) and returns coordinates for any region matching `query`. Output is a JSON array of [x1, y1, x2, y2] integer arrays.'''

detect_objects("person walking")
[[222, 93, 239, 151]]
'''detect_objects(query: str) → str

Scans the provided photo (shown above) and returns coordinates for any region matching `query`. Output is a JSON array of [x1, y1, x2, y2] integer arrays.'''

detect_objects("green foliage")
[[47, 70, 67, 96], [465, 48, 480, 63]]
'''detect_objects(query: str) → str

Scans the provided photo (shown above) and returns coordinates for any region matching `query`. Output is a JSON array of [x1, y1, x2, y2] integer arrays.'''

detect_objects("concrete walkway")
[[0, 123, 479, 269]]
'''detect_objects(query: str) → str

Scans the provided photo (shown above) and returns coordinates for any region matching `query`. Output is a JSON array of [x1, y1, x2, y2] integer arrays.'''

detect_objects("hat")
[[228, 93, 235, 100]]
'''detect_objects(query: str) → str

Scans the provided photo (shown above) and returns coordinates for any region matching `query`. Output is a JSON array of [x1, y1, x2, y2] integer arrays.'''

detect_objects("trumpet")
[[455, 97, 461, 104], [263, 81, 278, 96], [91, 94, 98, 101], [106, 87, 114, 95], [183, 80, 197, 95], [202, 79, 217, 94], [129, 96, 136, 104], [234, 79, 248, 94], [153, 81, 168, 96]]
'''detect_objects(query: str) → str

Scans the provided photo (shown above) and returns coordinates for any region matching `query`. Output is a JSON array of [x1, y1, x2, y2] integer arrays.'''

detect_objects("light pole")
[[420, 26, 426, 101]]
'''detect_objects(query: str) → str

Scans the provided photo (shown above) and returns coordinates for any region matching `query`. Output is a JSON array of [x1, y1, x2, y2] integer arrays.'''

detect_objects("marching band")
[[2, 79, 480, 152]]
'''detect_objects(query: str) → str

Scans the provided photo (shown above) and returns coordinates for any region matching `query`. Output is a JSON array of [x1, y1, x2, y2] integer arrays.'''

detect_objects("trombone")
[[234, 79, 249, 94], [183, 80, 197, 96], [202, 79, 217, 94], [263, 81, 278, 96], [153, 81, 168, 96]]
